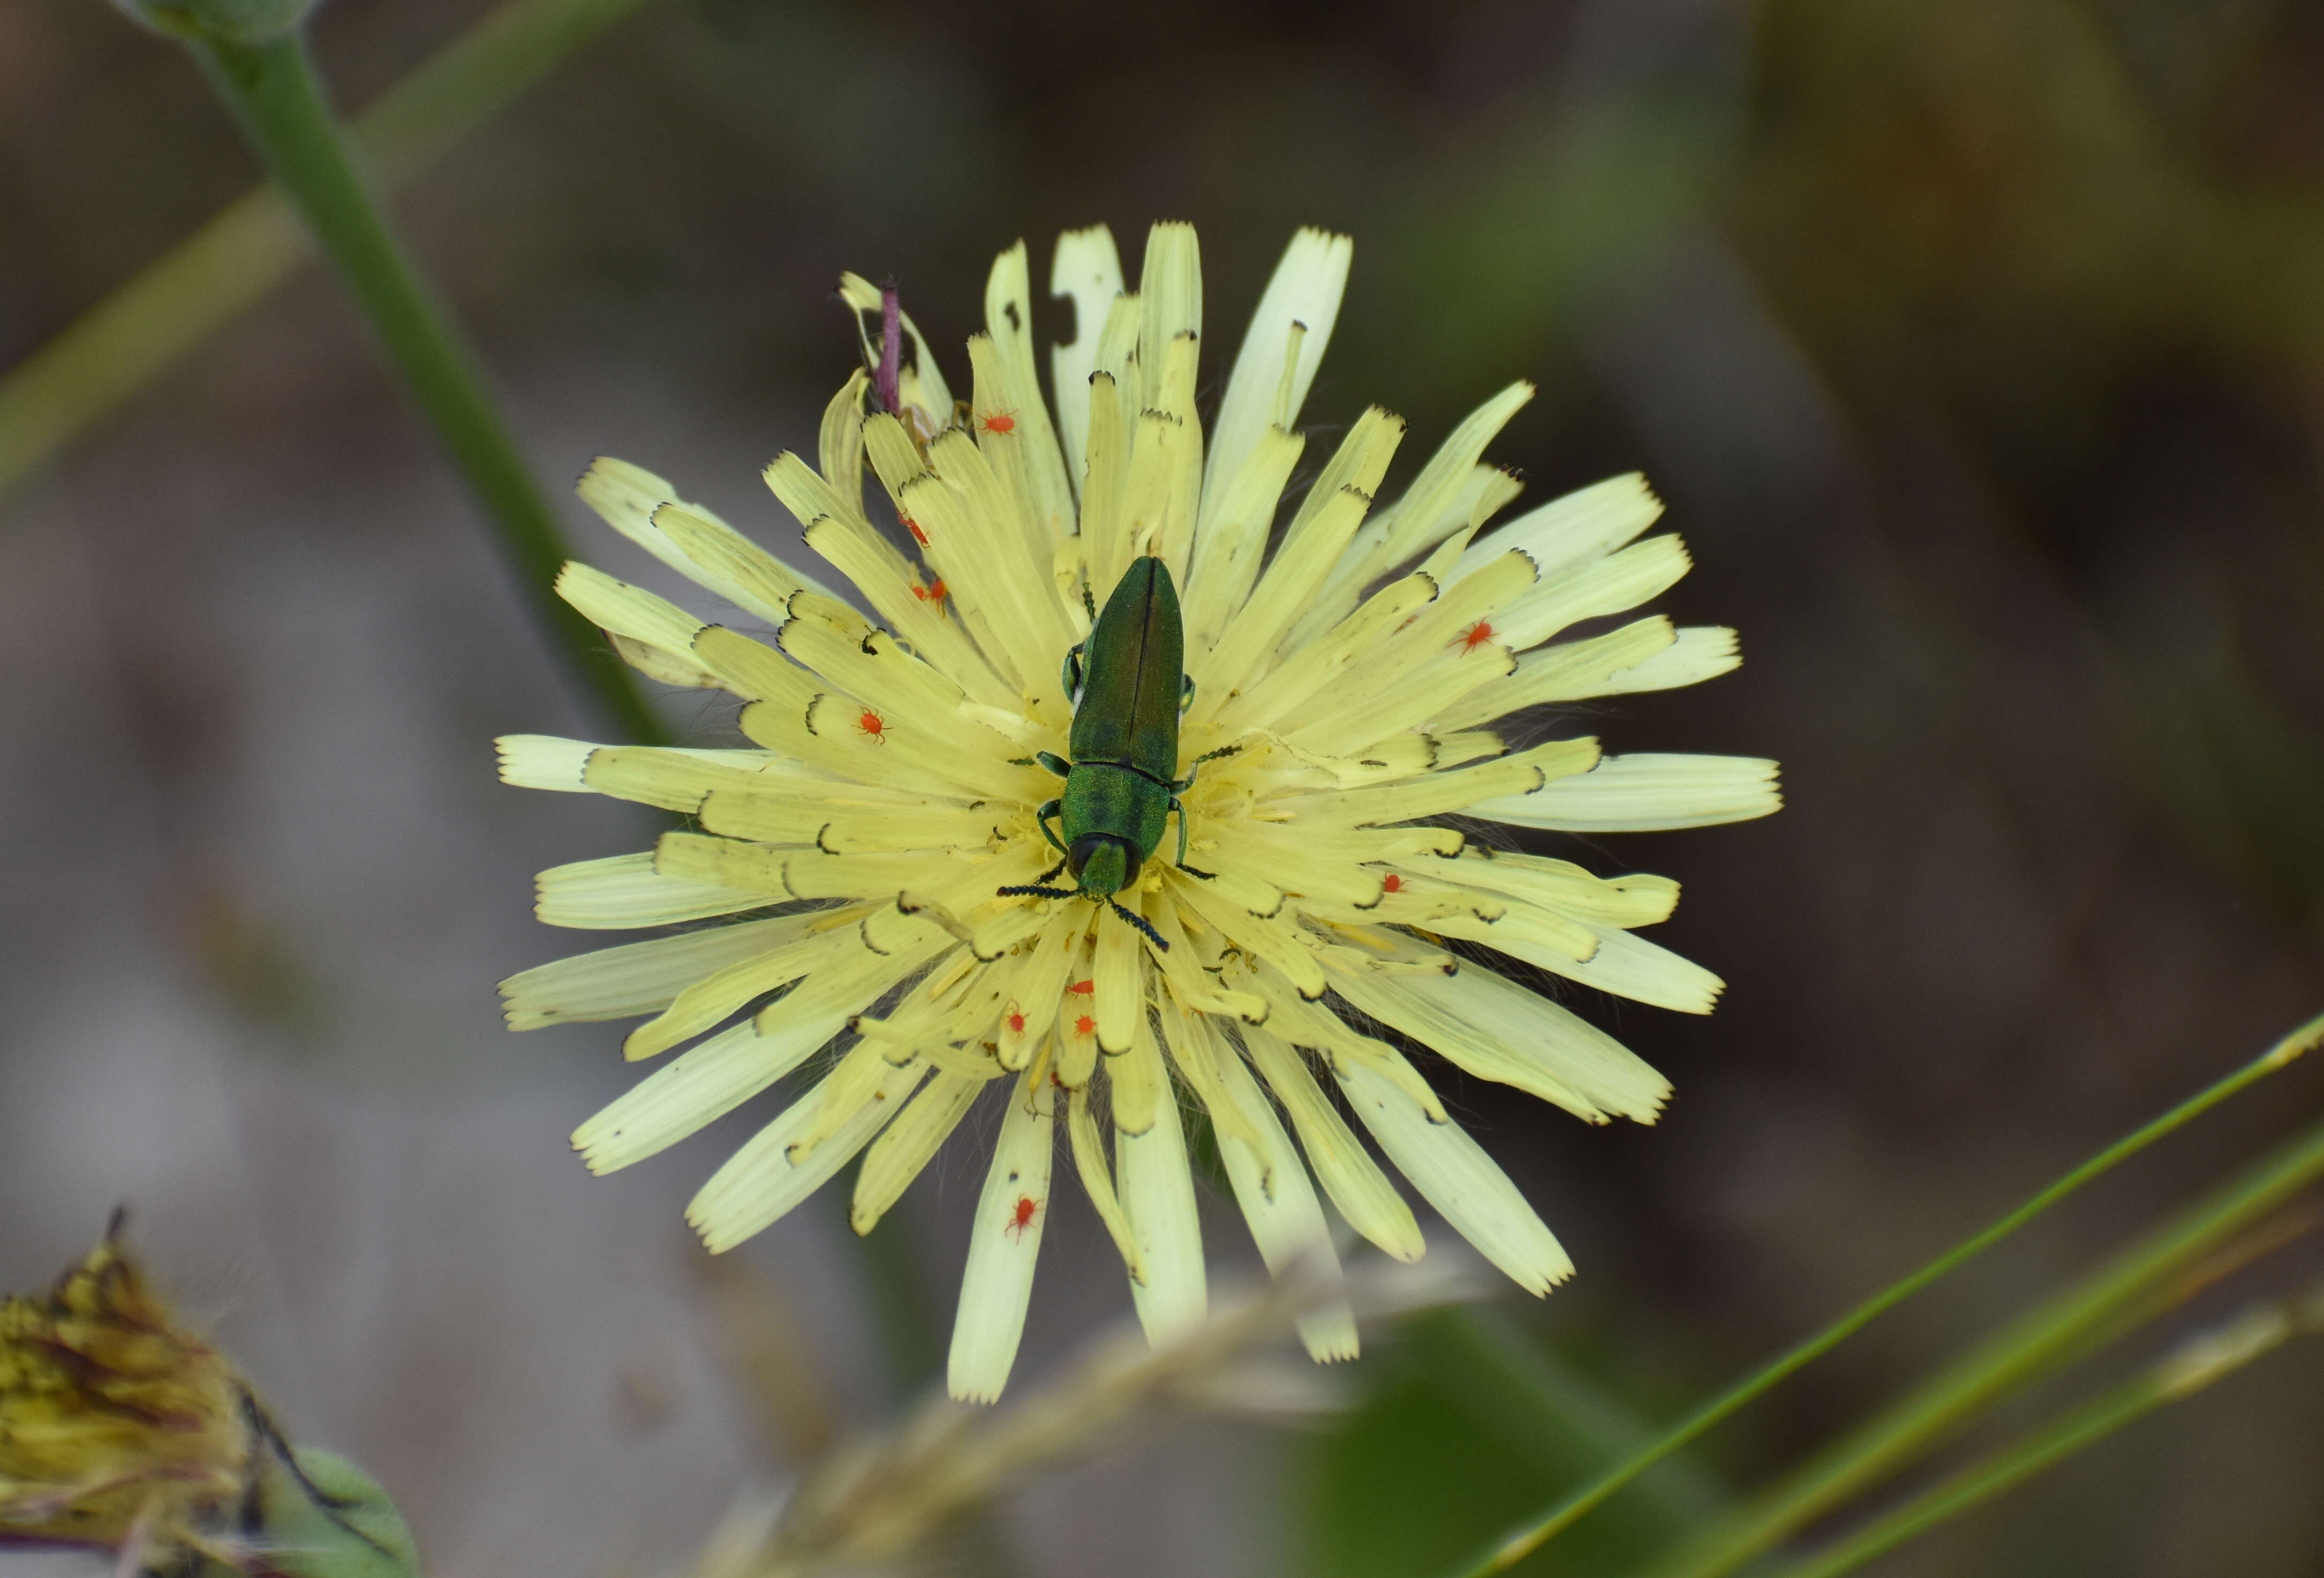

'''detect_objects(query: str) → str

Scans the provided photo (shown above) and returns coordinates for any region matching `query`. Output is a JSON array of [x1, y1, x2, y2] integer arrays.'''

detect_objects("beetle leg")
[[1059, 642, 1086, 701], [1035, 751, 1072, 779], [1179, 673, 1196, 715], [1109, 898, 1169, 951], [1035, 800, 1067, 855], [1030, 853, 1068, 886]]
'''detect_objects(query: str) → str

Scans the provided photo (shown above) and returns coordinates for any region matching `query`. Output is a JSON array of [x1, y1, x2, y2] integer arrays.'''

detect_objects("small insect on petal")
[[1003, 1194, 1042, 1240], [906, 517, 929, 546], [978, 409, 1018, 436], [1457, 620, 1496, 653], [911, 578, 949, 605], [856, 708, 888, 743], [1382, 873, 1406, 894], [1007, 1010, 1027, 1034], [1074, 1015, 1097, 1037], [1068, 979, 1095, 995]]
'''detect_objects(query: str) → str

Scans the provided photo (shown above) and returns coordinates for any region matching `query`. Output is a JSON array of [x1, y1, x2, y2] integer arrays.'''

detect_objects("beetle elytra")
[[998, 556, 1233, 951]]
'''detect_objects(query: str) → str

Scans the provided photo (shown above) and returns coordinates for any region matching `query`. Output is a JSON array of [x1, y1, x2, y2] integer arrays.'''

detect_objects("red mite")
[[978, 410, 1017, 436], [855, 708, 887, 743], [1007, 1011, 1027, 1034], [911, 578, 948, 605], [1457, 620, 1496, 653], [1382, 873, 1405, 894], [1074, 1014, 1096, 1037], [1067, 979, 1094, 995], [905, 517, 929, 546], [1005, 1194, 1041, 1240]]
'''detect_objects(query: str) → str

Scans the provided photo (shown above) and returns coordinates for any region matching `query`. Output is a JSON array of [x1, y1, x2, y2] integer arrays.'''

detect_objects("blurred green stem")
[[0, 0, 655, 506], [1640, 1098, 2324, 1578], [180, 25, 658, 741], [174, 17, 950, 1415], [1765, 1293, 2317, 1578], [1449, 1010, 2323, 1577]]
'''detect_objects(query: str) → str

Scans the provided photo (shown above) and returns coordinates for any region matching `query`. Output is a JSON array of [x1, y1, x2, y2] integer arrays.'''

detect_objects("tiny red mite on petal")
[[1067, 980, 1094, 995], [1458, 620, 1495, 653], [1007, 1011, 1026, 1034], [1004, 1194, 1040, 1240], [906, 517, 929, 545], [1382, 873, 1405, 894], [978, 410, 1017, 435], [1074, 1015, 1096, 1036], [856, 709, 887, 742]]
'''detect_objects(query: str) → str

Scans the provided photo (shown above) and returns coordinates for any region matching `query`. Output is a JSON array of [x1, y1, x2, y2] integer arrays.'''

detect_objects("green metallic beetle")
[[998, 556, 1224, 950]]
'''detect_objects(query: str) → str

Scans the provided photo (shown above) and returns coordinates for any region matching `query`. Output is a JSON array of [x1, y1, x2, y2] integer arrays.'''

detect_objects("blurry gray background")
[[4, 0, 2324, 1574]]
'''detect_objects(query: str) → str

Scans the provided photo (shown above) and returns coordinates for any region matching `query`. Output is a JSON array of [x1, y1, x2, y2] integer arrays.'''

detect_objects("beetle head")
[[1067, 833, 1139, 897]]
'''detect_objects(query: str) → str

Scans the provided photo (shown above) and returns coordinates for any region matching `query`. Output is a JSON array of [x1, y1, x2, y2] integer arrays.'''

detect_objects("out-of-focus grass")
[[1308, 1310, 1729, 1577]]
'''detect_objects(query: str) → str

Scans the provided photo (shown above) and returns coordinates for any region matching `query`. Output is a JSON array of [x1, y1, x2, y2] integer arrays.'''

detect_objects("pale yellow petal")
[[1495, 534, 1691, 652], [1472, 752, 1782, 832], [1243, 1023, 1424, 1263], [495, 733, 594, 792], [1068, 1083, 1145, 1284], [1523, 923, 1725, 1015], [1450, 850, 1680, 929], [1201, 1018, 1358, 1361], [500, 914, 820, 1031], [1190, 407, 1403, 707], [1203, 227, 1349, 528], [556, 561, 706, 656], [1328, 960, 1670, 1123], [983, 241, 1076, 544], [853, 1069, 989, 1235], [1114, 1018, 1205, 1343], [1049, 224, 1126, 495], [685, 1056, 927, 1251], [948, 1072, 1056, 1402], [1456, 471, 1662, 582], [1334, 1055, 1573, 1296], [536, 852, 771, 930]]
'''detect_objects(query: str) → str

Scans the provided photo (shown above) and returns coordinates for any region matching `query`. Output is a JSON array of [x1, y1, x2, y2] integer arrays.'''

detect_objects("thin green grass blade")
[[1446, 1009, 2323, 1578], [1638, 1097, 2324, 1578], [180, 25, 658, 740], [1767, 1290, 2318, 1578], [0, 0, 655, 505]]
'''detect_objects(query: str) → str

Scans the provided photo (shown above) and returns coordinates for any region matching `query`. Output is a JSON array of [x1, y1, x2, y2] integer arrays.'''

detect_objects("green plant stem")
[[1448, 1010, 2323, 1578], [166, 14, 954, 1415], [179, 26, 658, 741], [1768, 1296, 2312, 1578], [0, 0, 655, 505], [1639, 1100, 2324, 1578]]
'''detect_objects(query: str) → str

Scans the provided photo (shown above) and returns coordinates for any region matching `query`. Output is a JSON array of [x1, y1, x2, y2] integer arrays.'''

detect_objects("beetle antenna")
[[1110, 898, 1169, 951], [998, 884, 1078, 900]]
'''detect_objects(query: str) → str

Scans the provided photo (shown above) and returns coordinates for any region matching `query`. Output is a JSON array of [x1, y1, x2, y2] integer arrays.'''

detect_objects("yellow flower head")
[[0, 1220, 252, 1556], [499, 223, 1780, 1401]]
